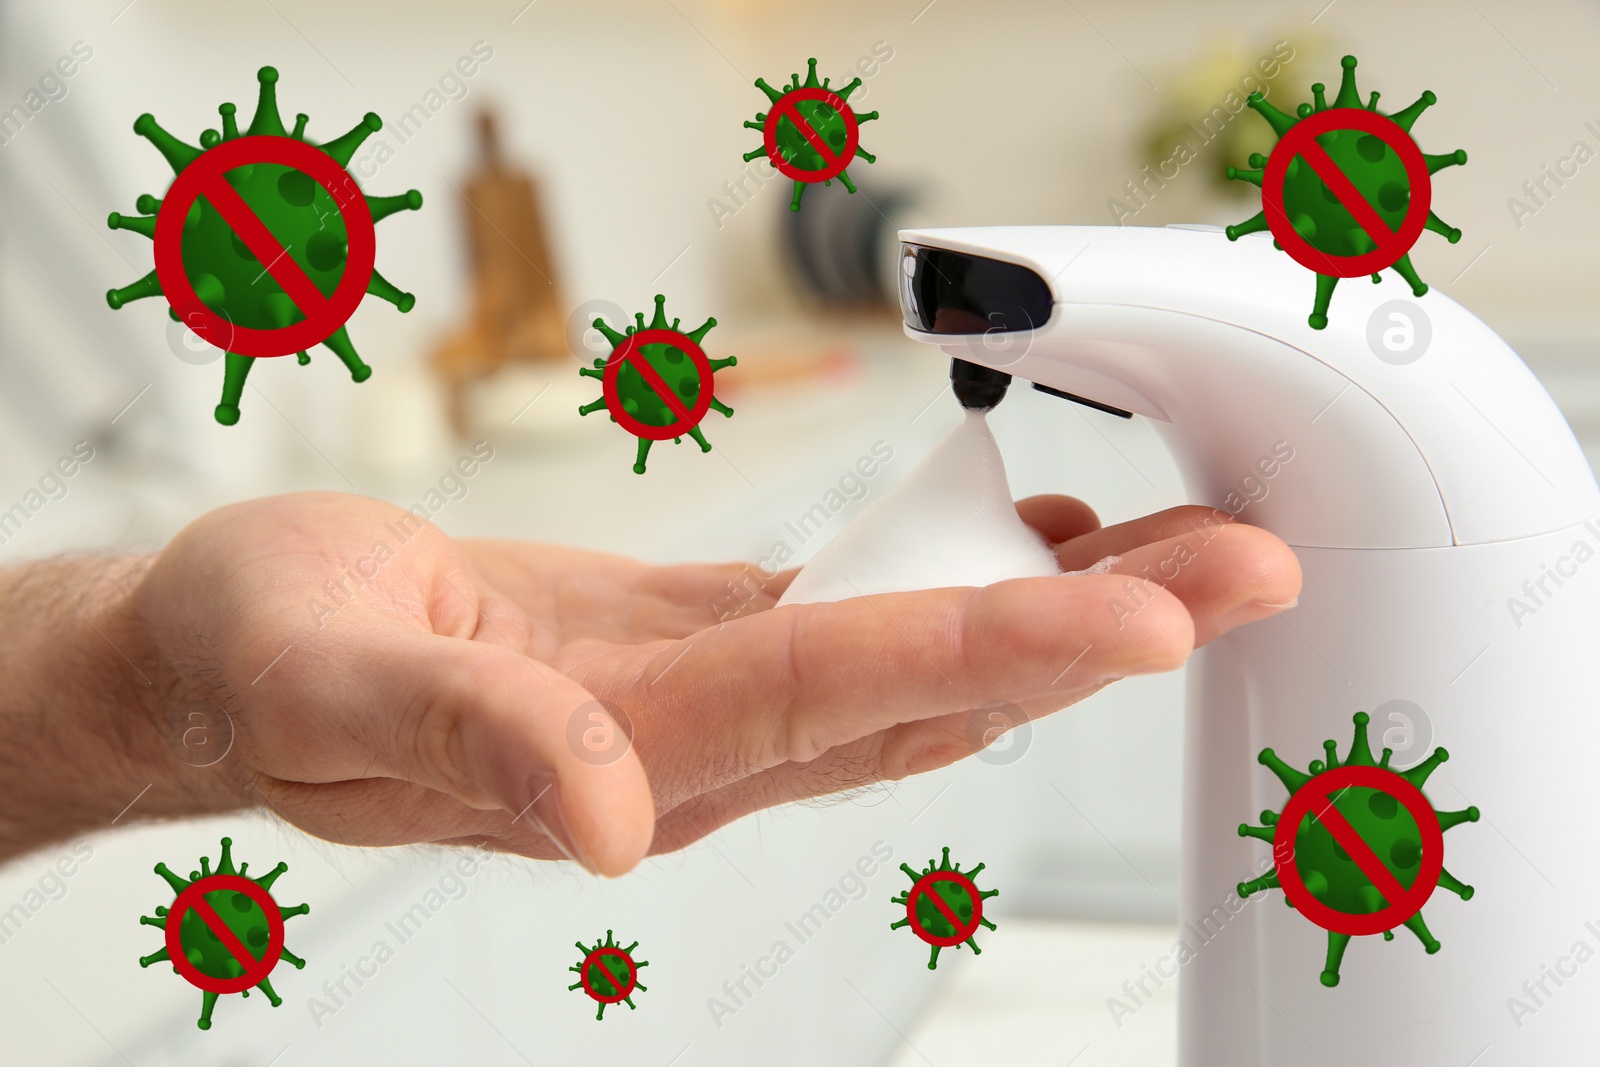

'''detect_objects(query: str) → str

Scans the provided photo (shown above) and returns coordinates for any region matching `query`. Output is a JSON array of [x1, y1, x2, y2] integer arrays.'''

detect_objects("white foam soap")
[[778, 408, 1062, 606]]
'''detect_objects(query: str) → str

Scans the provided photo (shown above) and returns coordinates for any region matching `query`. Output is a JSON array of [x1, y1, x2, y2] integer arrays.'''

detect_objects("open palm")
[[130, 492, 1299, 876]]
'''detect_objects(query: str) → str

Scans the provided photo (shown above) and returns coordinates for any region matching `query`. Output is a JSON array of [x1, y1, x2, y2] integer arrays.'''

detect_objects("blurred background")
[[0, 0, 1596, 1063]]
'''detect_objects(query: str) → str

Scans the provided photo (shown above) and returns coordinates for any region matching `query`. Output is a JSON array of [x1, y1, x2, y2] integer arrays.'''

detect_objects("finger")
[[462, 541, 787, 641], [1054, 504, 1234, 571], [665, 497, 1170, 626], [250, 629, 654, 876], [1097, 522, 1301, 645], [648, 688, 1102, 853], [1014, 494, 1102, 544], [555, 494, 1101, 636], [583, 571, 1195, 806], [256, 777, 571, 861], [802, 525, 1299, 793], [642, 514, 1296, 842], [660, 523, 1299, 821], [694, 561, 793, 625]]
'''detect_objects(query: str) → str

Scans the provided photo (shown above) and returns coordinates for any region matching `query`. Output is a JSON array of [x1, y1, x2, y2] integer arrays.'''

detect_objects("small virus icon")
[[106, 65, 421, 424], [569, 930, 648, 1020], [139, 837, 308, 1030], [579, 294, 736, 474], [1237, 712, 1480, 988], [890, 846, 999, 969], [743, 58, 879, 211], [1225, 55, 1467, 329]]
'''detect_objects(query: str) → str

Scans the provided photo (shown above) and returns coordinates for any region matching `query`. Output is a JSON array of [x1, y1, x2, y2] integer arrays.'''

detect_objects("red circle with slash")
[[601, 327, 715, 441], [1260, 107, 1432, 278], [578, 946, 639, 1003], [763, 87, 861, 184], [165, 874, 285, 994], [1271, 764, 1443, 937], [906, 871, 986, 947], [153, 135, 375, 359]]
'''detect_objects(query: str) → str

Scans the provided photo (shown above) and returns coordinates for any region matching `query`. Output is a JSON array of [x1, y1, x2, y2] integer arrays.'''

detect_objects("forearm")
[[0, 556, 245, 863]]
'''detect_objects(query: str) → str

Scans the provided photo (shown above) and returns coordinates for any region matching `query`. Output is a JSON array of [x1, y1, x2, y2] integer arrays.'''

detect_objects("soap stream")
[[778, 409, 1062, 606]]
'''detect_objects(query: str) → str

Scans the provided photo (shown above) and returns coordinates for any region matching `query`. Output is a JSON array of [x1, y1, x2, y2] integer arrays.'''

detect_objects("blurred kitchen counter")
[[885, 919, 1180, 1067]]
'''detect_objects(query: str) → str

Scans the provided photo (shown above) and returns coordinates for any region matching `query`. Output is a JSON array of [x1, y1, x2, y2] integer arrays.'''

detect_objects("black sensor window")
[[900, 244, 1053, 335]]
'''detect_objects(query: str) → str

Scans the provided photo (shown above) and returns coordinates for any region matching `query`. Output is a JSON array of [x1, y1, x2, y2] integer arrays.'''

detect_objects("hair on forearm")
[[0, 555, 235, 863]]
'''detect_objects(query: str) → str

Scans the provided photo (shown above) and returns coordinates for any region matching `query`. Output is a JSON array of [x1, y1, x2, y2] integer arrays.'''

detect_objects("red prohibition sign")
[[763, 87, 861, 184], [602, 328, 715, 441], [153, 135, 376, 359], [906, 871, 985, 947], [578, 946, 640, 1003], [1272, 764, 1443, 937], [1261, 107, 1432, 279], [165, 874, 285, 994]]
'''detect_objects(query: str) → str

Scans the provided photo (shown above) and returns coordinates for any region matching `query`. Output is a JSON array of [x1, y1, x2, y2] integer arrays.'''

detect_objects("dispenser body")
[[1183, 526, 1600, 1065], [896, 224, 1600, 1064]]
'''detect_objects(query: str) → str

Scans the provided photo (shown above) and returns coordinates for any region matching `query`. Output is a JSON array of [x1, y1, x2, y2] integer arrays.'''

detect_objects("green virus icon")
[[106, 65, 421, 424], [579, 294, 736, 474], [890, 846, 999, 969], [569, 930, 648, 1020], [743, 58, 879, 211], [139, 837, 308, 1030], [1237, 712, 1480, 987], [1225, 55, 1467, 329]]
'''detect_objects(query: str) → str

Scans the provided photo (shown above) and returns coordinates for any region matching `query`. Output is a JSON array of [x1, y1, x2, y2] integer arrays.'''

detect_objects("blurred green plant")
[[1126, 38, 1317, 210]]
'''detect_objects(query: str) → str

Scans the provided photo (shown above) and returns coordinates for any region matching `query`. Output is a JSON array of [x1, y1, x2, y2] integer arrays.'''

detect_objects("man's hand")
[[0, 492, 1299, 875]]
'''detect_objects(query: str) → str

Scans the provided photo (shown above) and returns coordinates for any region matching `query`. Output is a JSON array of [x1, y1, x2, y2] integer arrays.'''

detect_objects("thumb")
[[269, 629, 655, 876]]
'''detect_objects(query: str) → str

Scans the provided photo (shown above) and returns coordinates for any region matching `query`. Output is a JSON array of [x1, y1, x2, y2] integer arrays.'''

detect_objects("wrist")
[[0, 556, 248, 862], [111, 555, 256, 822]]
